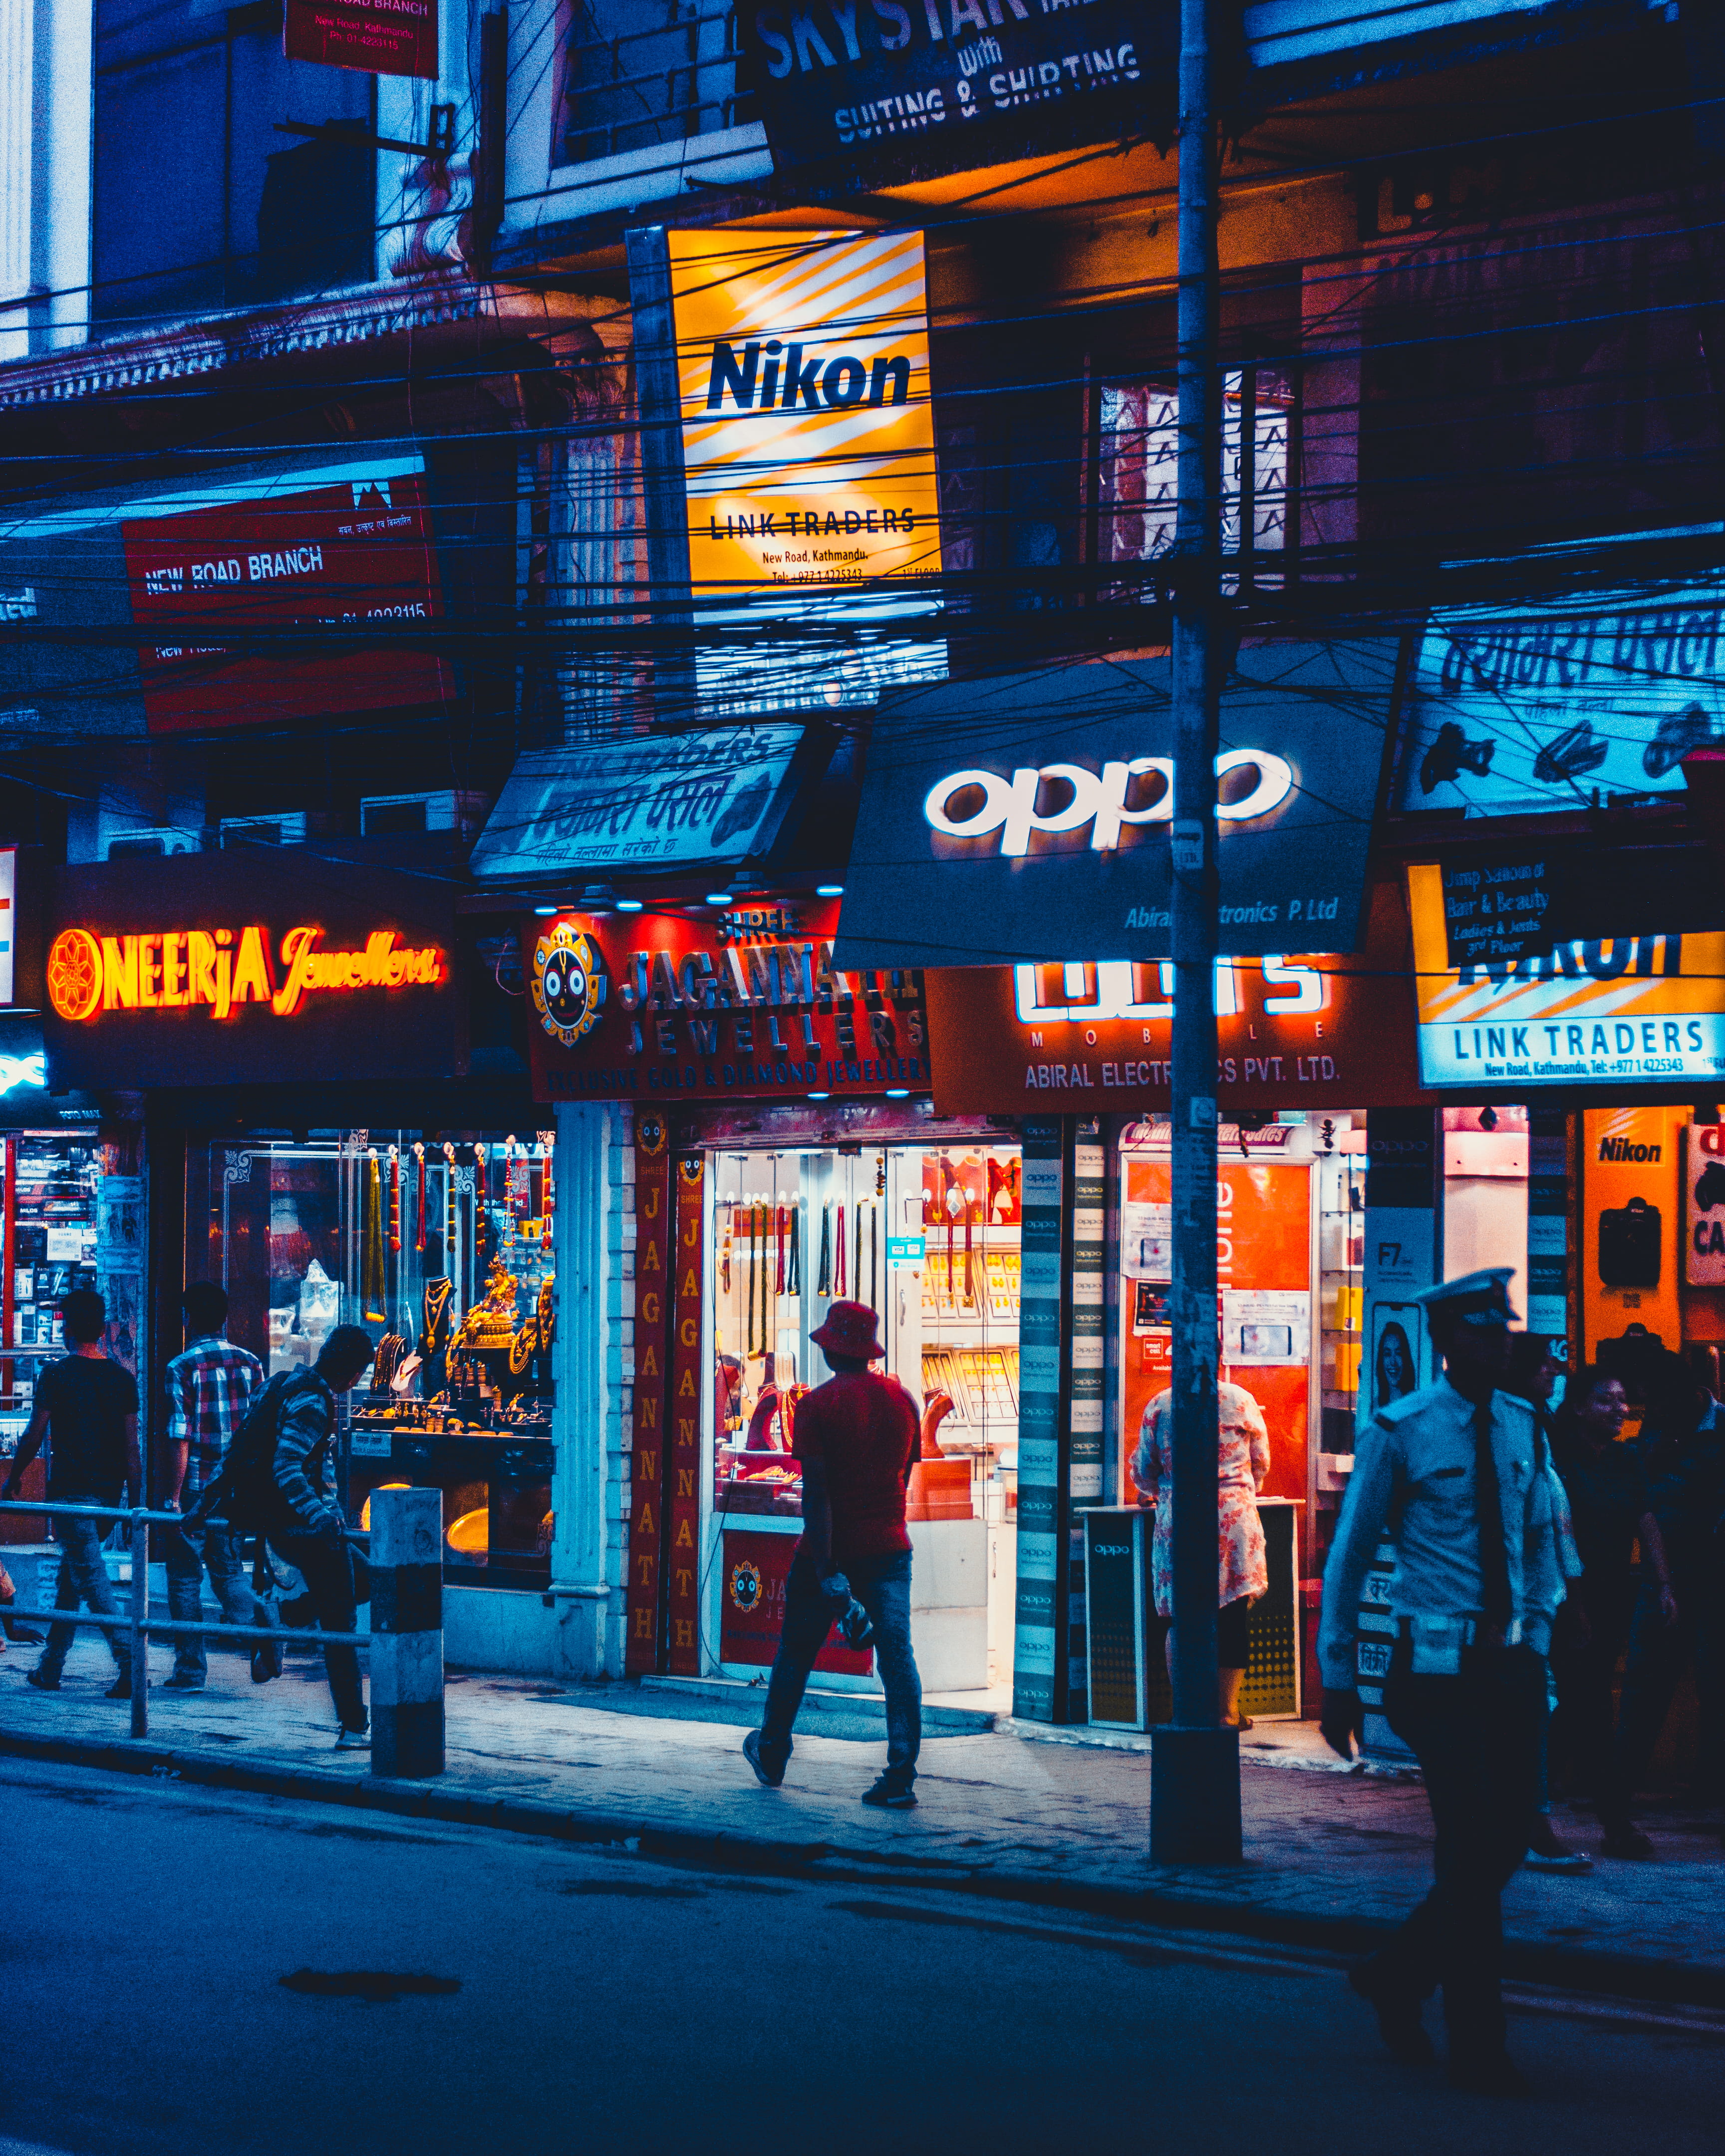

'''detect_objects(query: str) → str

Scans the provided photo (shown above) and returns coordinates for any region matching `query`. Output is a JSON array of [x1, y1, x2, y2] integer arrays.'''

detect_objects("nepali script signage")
[[523, 900, 928, 1103], [471, 726, 810, 879], [1396, 569, 1725, 818], [42, 856, 458, 1089], [738, 0, 1170, 178], [1408, 861, 1725, 1090]]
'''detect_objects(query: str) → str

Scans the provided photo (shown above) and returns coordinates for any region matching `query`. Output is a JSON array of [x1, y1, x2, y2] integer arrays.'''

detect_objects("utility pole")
[[1150, 0, 1241, 1865]]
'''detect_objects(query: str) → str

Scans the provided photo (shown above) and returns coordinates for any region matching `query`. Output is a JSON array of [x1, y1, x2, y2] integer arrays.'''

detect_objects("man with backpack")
[[187, 1323, 376, 1747], [161, 1282, 271, 1692]]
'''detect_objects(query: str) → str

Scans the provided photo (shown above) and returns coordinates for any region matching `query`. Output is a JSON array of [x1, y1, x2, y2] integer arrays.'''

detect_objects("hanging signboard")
[[668, 227, 945, 714], [736, 0, 1169, 180], [522, 900, 928, 1103], [472, 725, 811, 879], [1408, 860, 1725, 1089], [926, 883, 1425, 1114], [284, 0, 438, 79], [835, 641, 1400, 970], [1395, 571, 1725, 818]]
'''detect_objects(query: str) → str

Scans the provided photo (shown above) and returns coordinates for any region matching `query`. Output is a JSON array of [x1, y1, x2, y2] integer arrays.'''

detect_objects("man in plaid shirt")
[[162, 1282, 274, 1690]]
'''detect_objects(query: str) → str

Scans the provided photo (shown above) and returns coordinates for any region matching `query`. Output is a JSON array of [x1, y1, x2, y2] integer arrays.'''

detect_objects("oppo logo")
[[923, 753, 1295, 857]]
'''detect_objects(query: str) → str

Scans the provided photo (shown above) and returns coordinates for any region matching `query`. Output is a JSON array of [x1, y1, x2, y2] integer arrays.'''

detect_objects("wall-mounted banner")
[[835, 641, 1400, 969], [0, 456, 450, 739], [472, 725, 811, 880], [1438, 841, 1725, 970], [668, 228, 945, 714], [285, 0, 438, 79], [1408, 860, 1725, 1089], [522, 899, 928, 1103], [1396, 571, 1725, 818], [42, 854, 458, 1089], [926, 883, 1424, 1114], [737, 0, 1169, 179]]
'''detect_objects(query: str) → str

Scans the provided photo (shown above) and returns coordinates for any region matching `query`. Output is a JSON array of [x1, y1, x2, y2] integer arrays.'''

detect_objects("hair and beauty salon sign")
[[522, 900, 927, 1103], [927, 882, 1425, 1114], [738, 0, 1169, 177], [834, 642, 1400, 970], [1408, 860, 1725, 1090], [42, 855, 458, 1089]]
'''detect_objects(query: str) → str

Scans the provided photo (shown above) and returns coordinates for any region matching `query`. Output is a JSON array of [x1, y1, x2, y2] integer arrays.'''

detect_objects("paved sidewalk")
[[2, 1636, 1721, 2002]]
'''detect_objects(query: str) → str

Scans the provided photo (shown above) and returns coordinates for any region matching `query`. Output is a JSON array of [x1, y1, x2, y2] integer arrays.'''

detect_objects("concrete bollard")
[[369, 1486, 444, 1778]]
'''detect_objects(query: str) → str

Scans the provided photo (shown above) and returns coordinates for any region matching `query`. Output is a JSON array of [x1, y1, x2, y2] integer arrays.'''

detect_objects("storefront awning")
[[472, 723, 814, 882], [832, 641, 1402, 969]]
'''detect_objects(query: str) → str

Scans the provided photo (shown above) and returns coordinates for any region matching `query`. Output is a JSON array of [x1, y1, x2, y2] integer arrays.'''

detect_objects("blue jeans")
[[270, 1530, 368, 1734], [39, 1507, 128, 1680], [760, 1548, 921, 1783], [165, 1520, 270, 1679]]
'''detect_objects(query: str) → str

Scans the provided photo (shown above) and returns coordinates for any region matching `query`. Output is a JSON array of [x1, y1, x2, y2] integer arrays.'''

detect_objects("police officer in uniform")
[[1319, 1269, 1567, 2097]]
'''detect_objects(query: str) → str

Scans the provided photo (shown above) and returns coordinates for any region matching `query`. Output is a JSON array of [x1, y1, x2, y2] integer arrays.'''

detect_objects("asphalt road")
[[2, 1757, 1721, 2156]]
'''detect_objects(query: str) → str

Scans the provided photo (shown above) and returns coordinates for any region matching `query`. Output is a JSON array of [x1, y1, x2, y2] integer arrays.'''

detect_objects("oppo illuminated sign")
[[45, 922, 445, 1025], [923, 752, 1296, 855]]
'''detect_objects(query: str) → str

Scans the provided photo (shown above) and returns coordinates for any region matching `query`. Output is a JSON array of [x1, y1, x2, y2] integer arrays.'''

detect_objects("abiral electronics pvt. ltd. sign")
[[42, 856, 458, 1089], [523, 900, 928, 1103], [669, 228, 944, 713], [927, 883, 1426, 1114], [1408, 860, 1725, 1089], [834, 642, 1401, 970]]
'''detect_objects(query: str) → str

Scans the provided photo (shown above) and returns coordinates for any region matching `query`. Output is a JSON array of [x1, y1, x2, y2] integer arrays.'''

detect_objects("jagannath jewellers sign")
[[737, 0, 1170, 175], [523, 900, 928, 1102]]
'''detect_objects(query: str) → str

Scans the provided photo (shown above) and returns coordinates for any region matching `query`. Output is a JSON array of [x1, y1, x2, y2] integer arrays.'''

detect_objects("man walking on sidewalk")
[[1318, 1269, 1567, 2098], [742, 1300, 923, 1808], [161, 1282, 274, 1691], [259, 1325, 376, 1748], [1, 1290, 140, 1698]]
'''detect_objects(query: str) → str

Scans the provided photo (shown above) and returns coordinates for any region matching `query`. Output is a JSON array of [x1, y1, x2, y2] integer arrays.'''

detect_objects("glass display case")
[[184, 1129, 557, 1586]]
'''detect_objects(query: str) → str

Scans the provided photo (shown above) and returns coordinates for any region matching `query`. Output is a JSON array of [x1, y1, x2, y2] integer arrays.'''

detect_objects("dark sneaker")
[[25, 1667, 61, 1692], [335, 1725, 371, 1750], [1600, 1824, 1656, 1859], [251, 1642, 282, 1684], [161, 1672, 205, 1692], [861, 1774, 917, 1809], [742, 1729, 786, 1788], [1522, 1843, 1592, 1874], [1448, 2050, 1531, 2099], [1347, 1960, 1436, 2066], [105, 1673, 133, 1700]]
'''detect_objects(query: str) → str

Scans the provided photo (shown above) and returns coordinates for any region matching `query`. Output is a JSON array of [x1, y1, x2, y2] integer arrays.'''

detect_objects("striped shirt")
[[165, 1335, 264, 1503]]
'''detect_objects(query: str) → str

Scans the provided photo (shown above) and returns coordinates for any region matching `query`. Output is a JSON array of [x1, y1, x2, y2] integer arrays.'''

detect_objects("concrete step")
[[639, 1673, 997, 1735]]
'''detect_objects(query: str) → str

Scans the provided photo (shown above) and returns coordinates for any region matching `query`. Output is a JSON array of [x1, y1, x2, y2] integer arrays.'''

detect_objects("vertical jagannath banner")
[[666, 1153, 706, 1674], [1014, 1118, 1069, 1723], [625, 1116, 672, 1674]]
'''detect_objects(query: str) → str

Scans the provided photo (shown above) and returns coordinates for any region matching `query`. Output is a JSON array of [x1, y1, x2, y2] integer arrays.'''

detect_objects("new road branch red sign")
[[285, 0, 438, 79]]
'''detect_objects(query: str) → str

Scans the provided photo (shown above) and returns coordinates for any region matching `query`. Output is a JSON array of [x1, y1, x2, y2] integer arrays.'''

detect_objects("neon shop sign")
[[923, 751, 1296, 856], [45, 923, 445, 1024]]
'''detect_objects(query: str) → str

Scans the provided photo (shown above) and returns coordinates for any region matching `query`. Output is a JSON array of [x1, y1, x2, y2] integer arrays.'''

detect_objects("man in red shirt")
[[743, 1300, 923, 1807]]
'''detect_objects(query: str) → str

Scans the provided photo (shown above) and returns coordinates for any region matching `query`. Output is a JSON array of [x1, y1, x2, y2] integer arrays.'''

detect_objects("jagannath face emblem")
[[530, 920, 606, 1047], [728, 1560, 764, 1615]]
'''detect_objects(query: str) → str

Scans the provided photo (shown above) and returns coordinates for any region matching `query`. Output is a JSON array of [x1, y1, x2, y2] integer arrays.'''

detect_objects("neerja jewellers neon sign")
[[45, 922, 445, 1025], [923, 752, 1296, 855]]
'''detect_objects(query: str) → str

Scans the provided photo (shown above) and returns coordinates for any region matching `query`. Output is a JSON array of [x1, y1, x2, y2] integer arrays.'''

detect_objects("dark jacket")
[[269, 1370, 341, 1538]]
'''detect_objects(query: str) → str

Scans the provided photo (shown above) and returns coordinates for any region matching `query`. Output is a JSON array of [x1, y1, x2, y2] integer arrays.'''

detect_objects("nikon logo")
[[706, 339, 912, 414], [1598, 1137, 1662, 1162]]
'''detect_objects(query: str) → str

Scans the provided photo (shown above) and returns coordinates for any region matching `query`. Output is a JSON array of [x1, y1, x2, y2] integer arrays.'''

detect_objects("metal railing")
[[560, 3, 753, 168], [0, 1499, 368, 1743]]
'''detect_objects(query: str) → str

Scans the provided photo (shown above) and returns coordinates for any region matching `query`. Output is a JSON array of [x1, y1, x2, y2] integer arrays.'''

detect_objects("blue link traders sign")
[[739, 0, 1171, 174]]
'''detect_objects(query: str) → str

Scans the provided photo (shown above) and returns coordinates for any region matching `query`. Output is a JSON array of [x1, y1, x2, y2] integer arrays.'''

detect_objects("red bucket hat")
[[810, 1299, 884, 1361]]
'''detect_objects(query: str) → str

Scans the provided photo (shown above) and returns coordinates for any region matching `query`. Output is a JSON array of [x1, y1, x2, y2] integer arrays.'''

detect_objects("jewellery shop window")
[[710, 1143, 1023, 1532], [185, 1131, 557, 1588], [1, 1133, 115, 1507]]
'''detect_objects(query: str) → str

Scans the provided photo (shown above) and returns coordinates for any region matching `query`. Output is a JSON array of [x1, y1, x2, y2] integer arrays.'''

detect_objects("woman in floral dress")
[[1134, 1378, 1270, 1727]]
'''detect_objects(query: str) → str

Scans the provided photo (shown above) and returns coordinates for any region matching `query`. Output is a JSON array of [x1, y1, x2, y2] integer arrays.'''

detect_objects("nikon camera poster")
[[737, 0, 1168, 177], [668, 228, 944, 713]]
